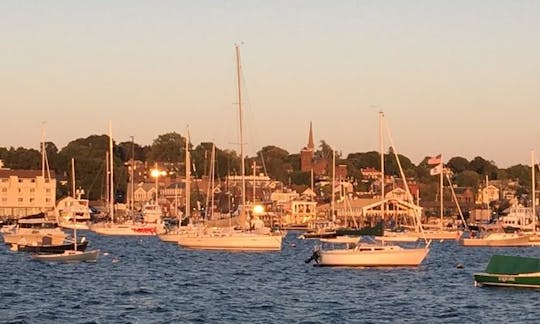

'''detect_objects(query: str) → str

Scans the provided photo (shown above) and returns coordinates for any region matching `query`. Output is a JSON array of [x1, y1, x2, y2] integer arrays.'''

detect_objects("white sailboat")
[[177, 44, 282, 251], [90, 122, 164, 236], [32, 159, 99, 263], [308, 112, 430, 267]]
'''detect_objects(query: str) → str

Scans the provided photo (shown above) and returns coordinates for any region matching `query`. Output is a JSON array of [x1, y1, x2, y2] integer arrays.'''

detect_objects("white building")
[[0, 169, 56, 218]]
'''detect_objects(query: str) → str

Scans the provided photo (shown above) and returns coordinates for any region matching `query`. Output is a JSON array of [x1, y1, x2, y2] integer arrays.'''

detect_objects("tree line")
[[0, 132, 535, 203]]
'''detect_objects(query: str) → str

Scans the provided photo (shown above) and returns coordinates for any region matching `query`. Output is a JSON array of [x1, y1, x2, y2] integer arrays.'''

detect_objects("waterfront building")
[[0, 169, 56, 218]]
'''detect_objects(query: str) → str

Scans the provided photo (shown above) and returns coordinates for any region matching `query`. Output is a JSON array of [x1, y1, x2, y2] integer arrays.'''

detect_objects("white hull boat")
[[90, 223, 162, 236], [460, 232, 530, 247], [312, 243, 429, 267], [178, 231, 283, 251], [419, 230, 461, 241], [32, 249, 99, 263], [58, 222, 90, 231]]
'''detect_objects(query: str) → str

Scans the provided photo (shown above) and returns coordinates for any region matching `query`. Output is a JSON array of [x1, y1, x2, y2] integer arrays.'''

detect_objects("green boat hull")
[[474, 254, 540, 288], [474, 273, 540, 288]]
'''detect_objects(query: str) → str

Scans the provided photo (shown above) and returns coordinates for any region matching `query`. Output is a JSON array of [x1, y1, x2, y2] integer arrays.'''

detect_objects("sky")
[[1, 0, 539, 168]]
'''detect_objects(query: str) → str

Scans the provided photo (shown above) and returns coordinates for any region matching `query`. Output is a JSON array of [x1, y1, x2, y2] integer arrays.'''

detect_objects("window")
[[18, 197, 23, 202], [29, 198, 35, 203], [46, 189, 51, 193], [30, 188, 35, 193], [1, 188, 6, 192]]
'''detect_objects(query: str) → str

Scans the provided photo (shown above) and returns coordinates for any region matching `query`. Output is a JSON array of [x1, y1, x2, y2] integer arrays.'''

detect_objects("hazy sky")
[[2, 1, 539, 167]]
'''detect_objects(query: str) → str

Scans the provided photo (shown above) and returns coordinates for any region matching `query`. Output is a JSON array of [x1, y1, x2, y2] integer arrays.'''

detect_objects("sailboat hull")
[[90, 223, 160, 236], [315, 246, 429, 267], [178, 232, 282, 251], [460, 233, 530, 247], [32, 249, 100, 262]]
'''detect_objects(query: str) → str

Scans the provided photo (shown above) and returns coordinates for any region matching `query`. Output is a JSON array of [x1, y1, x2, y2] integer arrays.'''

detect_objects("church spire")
[[307, 121, 314, 150]]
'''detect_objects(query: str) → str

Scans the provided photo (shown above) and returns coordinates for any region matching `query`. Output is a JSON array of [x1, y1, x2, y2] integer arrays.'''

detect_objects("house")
[[0, 169, 56, 218], [476, 184, 500, 205]]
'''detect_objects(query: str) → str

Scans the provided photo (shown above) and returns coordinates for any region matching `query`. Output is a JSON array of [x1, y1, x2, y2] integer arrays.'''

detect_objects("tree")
[[447, 156, 469, 173], [58, 135, 127, 201], [454, 170, 480, 188], [146, 132, 186, 163], [469, 156, 498, 179], [256, 145, 290, 182]]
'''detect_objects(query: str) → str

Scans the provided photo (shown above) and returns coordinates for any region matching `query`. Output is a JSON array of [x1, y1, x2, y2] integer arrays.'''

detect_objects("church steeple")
[[307, 121, 314, 150]]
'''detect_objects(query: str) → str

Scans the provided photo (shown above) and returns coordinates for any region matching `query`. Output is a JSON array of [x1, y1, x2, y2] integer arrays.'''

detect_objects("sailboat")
[[32, 159, 99, 263], [459, 151, 533, 247], [177, 44, 282, 251], [158, 127, 196, 242], [3, 126, 68, 249], [306, 112, 430, 267], [90, 122, 164, 236]]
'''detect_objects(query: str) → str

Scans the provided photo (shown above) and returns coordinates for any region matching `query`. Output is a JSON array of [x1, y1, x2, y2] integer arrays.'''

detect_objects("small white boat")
[[460, 231, 530, 247], [178, 228, 283, 251], [320, 236, 360, 244], [32, 249, 100, 263], [309, 242, 429, 267], [374, 231, 419, 242], [90, 222, 163, 236]]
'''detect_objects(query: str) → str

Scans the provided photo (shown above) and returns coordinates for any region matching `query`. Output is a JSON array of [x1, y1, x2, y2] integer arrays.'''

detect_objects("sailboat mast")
[[440, 155, 444, 230], [379, 111, 385, 220], [185, 128, 191, 224], [130, 136, 135, 216], [71, 157, 76, 198], [331, 149, 336, 223], [109, 121, 115, 223], [41, 125, 45, 180], [532, 150, 536, 233], [210, 143, 215, 220], [236, 44, 246, 212], [71, 158, 78, 251]]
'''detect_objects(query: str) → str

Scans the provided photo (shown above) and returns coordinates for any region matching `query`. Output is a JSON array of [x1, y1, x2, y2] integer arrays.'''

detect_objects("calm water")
[[2, 232, 540, 324]]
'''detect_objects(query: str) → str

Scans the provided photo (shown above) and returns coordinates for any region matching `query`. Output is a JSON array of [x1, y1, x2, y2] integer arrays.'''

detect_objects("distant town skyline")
[[2, 1, 539, 168]]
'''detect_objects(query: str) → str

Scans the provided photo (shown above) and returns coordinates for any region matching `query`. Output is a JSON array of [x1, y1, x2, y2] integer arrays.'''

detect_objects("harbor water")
[[2, 231, 540, 323]]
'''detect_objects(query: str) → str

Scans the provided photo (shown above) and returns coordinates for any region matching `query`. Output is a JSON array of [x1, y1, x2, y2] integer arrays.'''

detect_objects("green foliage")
[[455, 170, 480, 188], [469, 156, 498, 179], [146, 132, 185, 163], [289, 171, 310, 186], [0, 147, 41, 169], [447, 156, 469, 173]]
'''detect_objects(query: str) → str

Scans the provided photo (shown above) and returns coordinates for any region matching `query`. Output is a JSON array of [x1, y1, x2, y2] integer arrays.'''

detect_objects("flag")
[[430, 164, 443, 176], [428, 154, 442, 165]]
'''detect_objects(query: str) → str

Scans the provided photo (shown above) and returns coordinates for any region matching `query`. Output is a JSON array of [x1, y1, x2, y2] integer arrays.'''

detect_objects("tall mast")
[[236, 44, 246, 227], [185, 127, 191, 225], [440, 155, 444, 230], [71, 158, 78, 251], [41, 125, 45, 179], [379, 111, 385, 219], [130, 136, 135, 216], [252, 160, 256, 202], [210, 143, 215, 220], [71, 157, 76, 199], [532, 150, 536, 233], [331, 149, 336, 223], [108, 121, 114, 223]]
